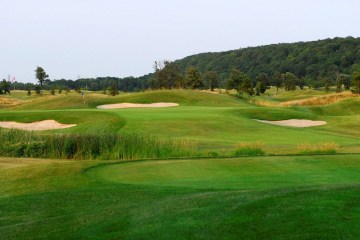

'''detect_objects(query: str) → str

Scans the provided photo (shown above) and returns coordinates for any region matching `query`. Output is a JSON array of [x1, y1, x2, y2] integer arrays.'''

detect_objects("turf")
[[0, 89, 359, 239], [0, 90, 359, 154], [0, 156, 359, 239]]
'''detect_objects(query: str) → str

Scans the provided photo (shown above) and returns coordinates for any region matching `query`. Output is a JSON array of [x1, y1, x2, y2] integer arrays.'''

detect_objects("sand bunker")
[[0, 120, 77, 131], [97, 102, 179, 109], [255, 119, 327, 128]]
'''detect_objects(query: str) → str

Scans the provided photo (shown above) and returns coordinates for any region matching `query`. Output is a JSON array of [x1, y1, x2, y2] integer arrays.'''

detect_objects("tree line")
[[3, 37, 360, 95], [148, 61, 360, 95]]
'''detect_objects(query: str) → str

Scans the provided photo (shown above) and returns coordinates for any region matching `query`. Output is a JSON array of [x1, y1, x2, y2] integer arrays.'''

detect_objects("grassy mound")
[[6, 90, 247, 110]]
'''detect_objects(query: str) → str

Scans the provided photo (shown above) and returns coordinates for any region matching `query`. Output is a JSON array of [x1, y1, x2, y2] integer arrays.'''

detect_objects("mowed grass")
[[0, 156, 359, 239], [0, 89, 359, 239], [0, 89, 359, 154]]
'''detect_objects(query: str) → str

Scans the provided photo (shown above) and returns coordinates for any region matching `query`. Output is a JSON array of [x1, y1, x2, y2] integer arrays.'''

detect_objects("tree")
[[335, 76, 342, 92], [35, 66, 49, 92], [322, 77, 331, 92], [226, 69, 244, 90], [240, 77, 254, 96], [337, 74, 351, 90], [186, 66, 203, 89], [151, 60, 183, 89], [108, 82, 119, 96], [352, 71, 360, 94], [255, 82, 261, 96], [0, 79, 11, 95], [271, 72, 282, 94], [255, 73, 269, 93], [204, 71, 219, 91], [297, 77, 306, 90], [283, 72, 297, 91], [27, 89, 32, 96], [34, 85, 41, 94]]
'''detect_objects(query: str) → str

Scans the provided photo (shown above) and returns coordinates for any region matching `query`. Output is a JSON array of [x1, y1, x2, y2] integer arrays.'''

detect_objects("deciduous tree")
[[352, 71, 360, 94], [186, 66, 203, 89], [35, 66, 49, 93], [204, 71, 219, 91]]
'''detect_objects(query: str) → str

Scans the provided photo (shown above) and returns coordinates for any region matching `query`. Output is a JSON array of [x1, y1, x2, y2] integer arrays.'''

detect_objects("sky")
[[1, 0, 360, 83]]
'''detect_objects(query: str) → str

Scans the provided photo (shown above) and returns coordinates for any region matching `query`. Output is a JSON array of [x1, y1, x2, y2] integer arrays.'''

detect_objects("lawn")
[[0, 89, 359, 239], [0, 155, 359, 239]]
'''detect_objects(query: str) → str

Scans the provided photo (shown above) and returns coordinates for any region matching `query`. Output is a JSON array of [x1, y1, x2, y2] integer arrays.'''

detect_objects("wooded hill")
[[174, 36, 360, 84], [12, 36, 359, 92]]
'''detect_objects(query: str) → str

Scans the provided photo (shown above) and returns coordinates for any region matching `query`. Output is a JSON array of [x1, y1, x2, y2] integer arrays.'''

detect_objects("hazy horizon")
[[1, 0, 360, 83]]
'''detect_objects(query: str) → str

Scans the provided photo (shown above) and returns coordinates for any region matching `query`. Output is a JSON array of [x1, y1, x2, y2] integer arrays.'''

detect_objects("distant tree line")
[[5, 37, 360, 95], [173, 37, 360, 87]]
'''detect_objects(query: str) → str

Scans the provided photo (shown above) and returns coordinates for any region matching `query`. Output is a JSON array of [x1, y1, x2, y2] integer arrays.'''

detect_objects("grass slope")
[[0, 156, 359, 239], [0, 90, 359, 154]]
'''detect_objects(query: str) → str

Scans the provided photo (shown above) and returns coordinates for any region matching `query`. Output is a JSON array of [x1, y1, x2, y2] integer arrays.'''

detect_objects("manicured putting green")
[[88, 155, 360, 190]]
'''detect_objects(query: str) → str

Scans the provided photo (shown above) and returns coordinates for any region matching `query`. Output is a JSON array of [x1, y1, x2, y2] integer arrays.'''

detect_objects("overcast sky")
[[1, 0, 359, 83]]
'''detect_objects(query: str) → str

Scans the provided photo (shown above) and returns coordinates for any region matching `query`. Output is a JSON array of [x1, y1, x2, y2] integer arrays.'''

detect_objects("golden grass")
[[282, 92, 356, 106], [254, 92, 358, 107], [0, 97, 23, 106], [237, 141, 264, 149], [297, 142, 340, 154]]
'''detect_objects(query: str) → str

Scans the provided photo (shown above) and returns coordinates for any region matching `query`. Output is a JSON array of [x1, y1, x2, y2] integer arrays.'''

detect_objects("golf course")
[[0, 89, 359, 239]]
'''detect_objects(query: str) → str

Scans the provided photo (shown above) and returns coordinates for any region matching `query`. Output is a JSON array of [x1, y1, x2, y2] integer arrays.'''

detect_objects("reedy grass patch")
[[234, 142, 265, 156], [297, 142, 340, 154], [0, 129, 197, 160]]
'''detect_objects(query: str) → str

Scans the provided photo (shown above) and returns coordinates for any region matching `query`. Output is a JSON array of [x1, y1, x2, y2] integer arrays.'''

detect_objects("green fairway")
[[1, 156, 359, 239], [1, 90, 359, 154], [88, 155, 360, 190], [0, 89, 359, 239]]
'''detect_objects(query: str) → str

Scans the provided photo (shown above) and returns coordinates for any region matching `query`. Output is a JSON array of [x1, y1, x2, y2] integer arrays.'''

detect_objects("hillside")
[[174, 37, 360, 82], [43, 37, 360, 92]]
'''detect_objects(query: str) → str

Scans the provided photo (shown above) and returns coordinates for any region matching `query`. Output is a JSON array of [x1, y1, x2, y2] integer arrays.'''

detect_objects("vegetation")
[[234, 142, 265, 156], [0, 129, 195, 160], [35, 66, 49, 92], [175, 37, 360, 85], [297, 142, 340, 154], [1, 37, 360, 239], [352, 71, 360, 94], [1, 155, 360, 239], [0, 79, 11, 95]]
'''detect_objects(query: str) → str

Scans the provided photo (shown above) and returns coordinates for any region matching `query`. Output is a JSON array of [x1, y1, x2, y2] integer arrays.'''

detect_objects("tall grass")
[[0, 129, 196, 160], [234, 142, 265, 156], [297, 142, 340, 154]]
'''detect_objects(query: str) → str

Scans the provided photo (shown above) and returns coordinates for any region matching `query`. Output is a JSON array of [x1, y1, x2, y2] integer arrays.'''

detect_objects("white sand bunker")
[[97, 102, 179, 109], [255, 119, 327, 128], [0, 120, 77, 131]]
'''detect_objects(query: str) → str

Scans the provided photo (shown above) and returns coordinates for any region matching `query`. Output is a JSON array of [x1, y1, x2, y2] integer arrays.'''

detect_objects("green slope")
[[0, 156, 359, 239]]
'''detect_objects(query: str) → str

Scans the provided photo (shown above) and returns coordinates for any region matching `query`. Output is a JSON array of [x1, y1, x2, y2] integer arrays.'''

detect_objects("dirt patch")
[[0, 120, 77, 131], [97, 102, 179, 109], [255, 119, 327, 128]]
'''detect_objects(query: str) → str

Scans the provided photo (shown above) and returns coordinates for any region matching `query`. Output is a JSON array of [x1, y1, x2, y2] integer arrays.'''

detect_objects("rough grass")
[[254, 91, 358, 107], [0, 129, 197, 160], [6, 90, 247, 110], [298, 142, 340, 154], [234, 142, 265, 156]]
